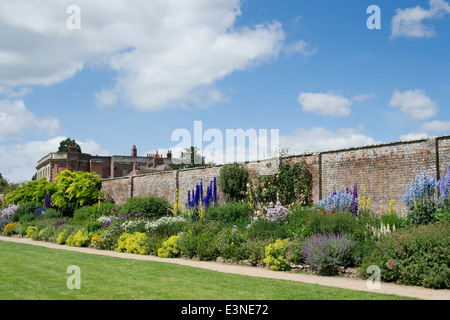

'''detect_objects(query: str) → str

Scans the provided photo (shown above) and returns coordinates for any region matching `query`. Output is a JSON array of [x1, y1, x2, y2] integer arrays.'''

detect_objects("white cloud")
[[399, 132, 429, 141], [389, 89, 438, 120], [399, 120, 450, 142], [283, 40, 318, 57], [0, 0, 292, 111], [391, 0, 450, 38], [421, 120, 450, 133], [0, 86, 32, 99], [279, 127, 378, 154], [95, 89, 118, 108], [0, 99, 60, 140], [0, 136, 109, 183], [298, 91, 375, 117]]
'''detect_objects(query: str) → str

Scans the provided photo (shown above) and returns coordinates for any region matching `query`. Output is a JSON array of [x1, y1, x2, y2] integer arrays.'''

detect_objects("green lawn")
[[0, 240, 414, 300]]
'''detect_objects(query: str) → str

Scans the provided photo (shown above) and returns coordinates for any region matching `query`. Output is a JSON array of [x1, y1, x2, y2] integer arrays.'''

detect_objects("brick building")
[[36, 144, 173, 182]]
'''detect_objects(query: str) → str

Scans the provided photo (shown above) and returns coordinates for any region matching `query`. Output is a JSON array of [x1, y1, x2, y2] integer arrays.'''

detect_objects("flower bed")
[[2, 169, 450, 289]]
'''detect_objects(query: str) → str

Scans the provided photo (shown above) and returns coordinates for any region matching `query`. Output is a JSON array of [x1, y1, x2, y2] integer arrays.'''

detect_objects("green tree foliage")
[[58, 137, 81, 153], [219, 163, 249, 202], [4, 178, 56, 206], [0, 172, 19, 194], [171, 146, 207, 169], [254, 156, 312, 206], [51, 170, 102, 216]]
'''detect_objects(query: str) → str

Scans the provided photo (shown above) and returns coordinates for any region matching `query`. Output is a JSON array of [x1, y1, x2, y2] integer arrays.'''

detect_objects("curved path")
[[1, 236, 449, 300]]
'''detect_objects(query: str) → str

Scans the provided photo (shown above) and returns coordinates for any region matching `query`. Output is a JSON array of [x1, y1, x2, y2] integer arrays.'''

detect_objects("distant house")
[[36, 144, 173, 182]]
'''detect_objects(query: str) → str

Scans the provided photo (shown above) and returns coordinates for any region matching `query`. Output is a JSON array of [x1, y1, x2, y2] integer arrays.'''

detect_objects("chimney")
[[131, 145, 137, 157], [68, 143, 78, 153]]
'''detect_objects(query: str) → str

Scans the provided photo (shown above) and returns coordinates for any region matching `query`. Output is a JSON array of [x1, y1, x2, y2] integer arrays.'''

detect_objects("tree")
[[3, 178, 56, 205], [58, 138, 81, 153], [51, 170, 102, 216], [0, 172, 19, 194], [219, 163, 249, 202], [171, 146, 206, 169]]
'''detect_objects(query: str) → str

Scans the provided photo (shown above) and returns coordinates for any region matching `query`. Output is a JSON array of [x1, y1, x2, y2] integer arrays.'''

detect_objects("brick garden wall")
[[101, 135, 450, 216]]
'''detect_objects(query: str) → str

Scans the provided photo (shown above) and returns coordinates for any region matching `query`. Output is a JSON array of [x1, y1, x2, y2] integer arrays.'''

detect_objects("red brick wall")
[[101, 135, 450, 215]]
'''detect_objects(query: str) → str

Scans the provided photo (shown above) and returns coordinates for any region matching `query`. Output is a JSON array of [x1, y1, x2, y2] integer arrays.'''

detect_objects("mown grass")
[[0, 240, 414, 300]]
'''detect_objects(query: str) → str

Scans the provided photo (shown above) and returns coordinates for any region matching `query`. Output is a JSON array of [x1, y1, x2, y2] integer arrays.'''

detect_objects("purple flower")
[[302, 232, 355, 268], [44, 193, 51, 209]]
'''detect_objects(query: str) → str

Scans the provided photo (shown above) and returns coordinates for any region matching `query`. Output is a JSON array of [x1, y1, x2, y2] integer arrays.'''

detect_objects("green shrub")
[[435, 207, 450, 222], [215, 226, 248, 260], [73, 202, 118, 222], [85, 221, 103, 233], [122, 196, 171, 220], [157, 235, 181, 258], [360, 221, 450, 289], [31, 218, 62, 242], [116, 232, 150, 255], [196, 230, 219, 261], [242, 238, 270, 266], [43, 208, 62, 219], [34, 225, 55, 242], [11, 201, 42, 222], [287, 237, 305, 265], [263, 238, 291, 271], [73, 205, 100, 222], [308, 209, 358, 236], [18, 213, 36, 225], [407, 203, 437, 226], [254, 156, 312, 206], [178, 232, 198, 258], [205, 201, 251, 225], [246, 219, 291, 241], [219, 163, 249, 202], [380, 213, 407, 229], [19, 221, 34, 236], [178, 221, 221, 260]]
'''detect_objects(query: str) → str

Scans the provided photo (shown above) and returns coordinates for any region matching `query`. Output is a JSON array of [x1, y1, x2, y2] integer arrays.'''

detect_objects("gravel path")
[[2, 236, 449, 300]]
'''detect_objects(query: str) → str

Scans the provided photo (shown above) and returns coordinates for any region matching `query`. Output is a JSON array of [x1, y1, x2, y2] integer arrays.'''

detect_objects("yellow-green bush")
[[66, 229, 90, 247], [57, 228, 70, 245], [157, 235, 180, 258], [116, 232, 149, 255], [263, 238, 291, 271], [26, 226, 37, 238]]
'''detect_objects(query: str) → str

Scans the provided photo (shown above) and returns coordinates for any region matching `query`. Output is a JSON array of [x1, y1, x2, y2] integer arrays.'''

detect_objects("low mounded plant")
[[3, 222, 21, 235], [205, 201, 251, 225], [263, 238, 291, 271], [302, 232, 356, 273], [66, 229, 90, 247], [360, 221, 450, 289], [157, 235, 181, 258], [116, 232, 150, 255], [121, 196, 171, 220]]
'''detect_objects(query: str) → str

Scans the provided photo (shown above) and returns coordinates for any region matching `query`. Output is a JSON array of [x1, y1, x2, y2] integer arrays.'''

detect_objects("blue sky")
[[1, 0, 450, 182]]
